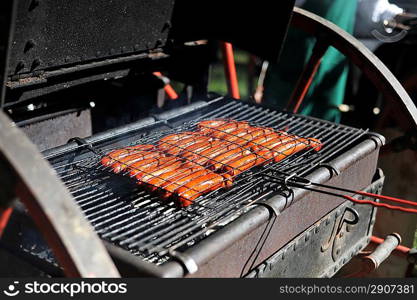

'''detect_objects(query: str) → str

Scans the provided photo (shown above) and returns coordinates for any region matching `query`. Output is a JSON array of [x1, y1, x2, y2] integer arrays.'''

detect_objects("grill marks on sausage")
[[100, 119, 322, 207]]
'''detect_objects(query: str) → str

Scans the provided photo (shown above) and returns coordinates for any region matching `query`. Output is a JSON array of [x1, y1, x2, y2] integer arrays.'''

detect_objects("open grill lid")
[[0, 0, 295, 107]]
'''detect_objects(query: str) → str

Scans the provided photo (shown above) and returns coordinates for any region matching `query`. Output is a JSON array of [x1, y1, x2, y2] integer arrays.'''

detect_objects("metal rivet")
[[32, 59, 41, 69], [24, 40, 36, 52], [15, 61, 25, 72], [162, 21, 172, 32], [29, 0, 39, 11]]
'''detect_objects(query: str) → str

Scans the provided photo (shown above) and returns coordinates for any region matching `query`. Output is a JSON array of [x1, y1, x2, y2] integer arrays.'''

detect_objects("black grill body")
[[1, 97, 384, 277]]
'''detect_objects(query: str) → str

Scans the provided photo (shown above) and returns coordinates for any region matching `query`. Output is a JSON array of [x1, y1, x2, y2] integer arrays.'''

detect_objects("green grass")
[[208, 50, 251, 99], [414, 229, 417, 248]]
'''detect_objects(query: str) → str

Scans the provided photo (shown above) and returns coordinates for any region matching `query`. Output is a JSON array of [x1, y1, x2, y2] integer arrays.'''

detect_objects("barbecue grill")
[[0, 0, 416, 278]]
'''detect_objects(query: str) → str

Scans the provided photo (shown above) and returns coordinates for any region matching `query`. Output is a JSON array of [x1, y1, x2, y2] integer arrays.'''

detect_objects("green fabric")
[[263, 0, 357, 122]]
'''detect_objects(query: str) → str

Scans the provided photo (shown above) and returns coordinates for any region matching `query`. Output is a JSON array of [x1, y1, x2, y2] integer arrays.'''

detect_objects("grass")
[[414, 230, 417, 248], [208, 50, 251, 99]]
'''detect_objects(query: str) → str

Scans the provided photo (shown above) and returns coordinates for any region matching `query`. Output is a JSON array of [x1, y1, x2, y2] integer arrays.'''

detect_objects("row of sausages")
[[100, 120, 322, 207]]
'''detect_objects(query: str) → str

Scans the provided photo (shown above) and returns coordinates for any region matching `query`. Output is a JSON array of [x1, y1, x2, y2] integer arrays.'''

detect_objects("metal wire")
[[47, 100, 367, 264]]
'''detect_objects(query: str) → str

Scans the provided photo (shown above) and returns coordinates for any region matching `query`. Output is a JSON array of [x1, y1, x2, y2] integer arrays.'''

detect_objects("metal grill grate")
[[46, 99, 368, 265]]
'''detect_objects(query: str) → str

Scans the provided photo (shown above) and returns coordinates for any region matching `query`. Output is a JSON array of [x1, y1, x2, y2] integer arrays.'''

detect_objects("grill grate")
[[47, 99, 368, 265]]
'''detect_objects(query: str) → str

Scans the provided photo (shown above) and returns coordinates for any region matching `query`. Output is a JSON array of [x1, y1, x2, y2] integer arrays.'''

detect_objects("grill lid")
[[0, 0, 295, 107]]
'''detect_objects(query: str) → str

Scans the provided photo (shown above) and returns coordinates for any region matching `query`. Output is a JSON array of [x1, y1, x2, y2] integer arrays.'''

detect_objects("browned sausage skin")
[[100, 144, 155, 166], [176, 172, 233, 207]]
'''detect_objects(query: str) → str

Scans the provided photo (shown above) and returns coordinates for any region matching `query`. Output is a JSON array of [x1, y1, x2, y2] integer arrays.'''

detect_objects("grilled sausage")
[[178, 140, 215, 159], [160, 169, 211, 199], [222, 153, 261, 176], [176, 173, 232, 207], [100, 144, 155, 166], [158, 132, 197, 145], [248, 133, 294, 152], [111, 151, 162, 173], [208, 147, 251, 171], [158, 135, 211, 155], [258, 138, 322, 163], [129, 157, 178, 177], [197, 120, 229, 130], [138, 159, 185, 184], [145, 164, 204, 192], [198, 120, 250, 135], [181, 140, 239, 165]]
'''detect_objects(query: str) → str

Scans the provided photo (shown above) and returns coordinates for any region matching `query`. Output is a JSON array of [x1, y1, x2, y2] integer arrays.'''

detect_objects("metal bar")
[[292, 7, 417, 130], [0, 110, 119, 277], [221, 42, 240, 99], [286, 41, 329, 113], [0, 0, 17, 107]]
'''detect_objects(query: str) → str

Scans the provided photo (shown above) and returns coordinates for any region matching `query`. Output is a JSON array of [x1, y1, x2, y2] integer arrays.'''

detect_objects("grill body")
[[0, 96, 383, 277]]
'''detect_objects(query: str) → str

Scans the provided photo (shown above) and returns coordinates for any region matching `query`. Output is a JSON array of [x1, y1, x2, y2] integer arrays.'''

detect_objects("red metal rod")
[[343, 195, 417, 214], [296, 179, 417, 214], [370, 235, 411, 256], [286, 41, 329, 113], [221, 42, 240, 99], [153, 72, 179, 100], [0, 207, 13, 237]]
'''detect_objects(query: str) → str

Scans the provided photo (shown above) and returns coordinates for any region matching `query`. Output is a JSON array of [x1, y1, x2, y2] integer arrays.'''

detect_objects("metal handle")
[[363, 233, 402, 272]]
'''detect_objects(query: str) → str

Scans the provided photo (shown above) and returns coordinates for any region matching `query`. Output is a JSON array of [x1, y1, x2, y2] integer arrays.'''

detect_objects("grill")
[[4, 0, 411, 278], [43, 96, 374, 272]]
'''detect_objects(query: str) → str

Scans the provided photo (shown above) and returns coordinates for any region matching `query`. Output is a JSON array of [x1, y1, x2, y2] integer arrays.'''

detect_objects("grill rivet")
[[29, 0, 39, 11], [31, 59, 41, 70], [24, 40, 36, 52], [15, 61, 25, 72]]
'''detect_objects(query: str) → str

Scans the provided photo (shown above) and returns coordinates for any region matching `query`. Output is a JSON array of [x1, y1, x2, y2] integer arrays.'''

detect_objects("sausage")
[[248, 133, 294, 152], [138, 159, 184, 184], [100, 144, 155, 166], [158, 132, 197, 145], [208, 147, 251, 170], [198, 120, 250, 135], [111, 151, 162, 173], [160, 169, 211, 199], [222, 153, 261, 176], [182, 140, 238, 166], [210, 127, 251, 141], [197, 120, 229, 130], [158, 135, 211, 155], [220, 127, 276, 146], [144, 164, 204, 192], [129, 157, 178, 177], [178, 140, 215, 159], [259, 138, 322, 163], [176, 173, 232, 207]]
